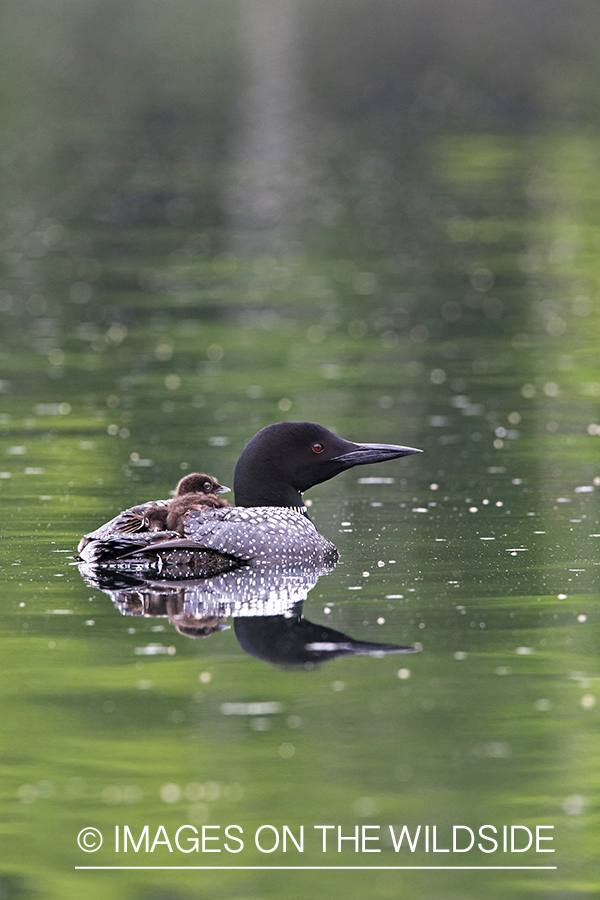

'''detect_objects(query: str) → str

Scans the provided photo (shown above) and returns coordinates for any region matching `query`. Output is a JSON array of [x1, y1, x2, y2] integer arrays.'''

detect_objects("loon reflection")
[[77, 561, 419, 668]]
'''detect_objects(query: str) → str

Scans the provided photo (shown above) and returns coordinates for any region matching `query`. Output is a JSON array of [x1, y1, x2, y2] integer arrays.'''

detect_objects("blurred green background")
[[1, 1, 599, 898]]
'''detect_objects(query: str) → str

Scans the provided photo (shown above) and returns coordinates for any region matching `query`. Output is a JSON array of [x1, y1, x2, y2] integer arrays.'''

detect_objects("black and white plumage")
[[76, 421, 421, 575], [181, 505, 337, 565], [77, 504, 337, 570]]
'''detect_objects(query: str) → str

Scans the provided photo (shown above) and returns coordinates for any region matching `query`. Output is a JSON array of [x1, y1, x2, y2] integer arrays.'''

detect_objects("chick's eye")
[[312, 443, 324, 453], [203, 481, 212, 491]]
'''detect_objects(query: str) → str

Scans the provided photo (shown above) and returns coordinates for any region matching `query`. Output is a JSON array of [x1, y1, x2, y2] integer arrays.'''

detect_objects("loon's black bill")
[[332, 443, 422, 465]]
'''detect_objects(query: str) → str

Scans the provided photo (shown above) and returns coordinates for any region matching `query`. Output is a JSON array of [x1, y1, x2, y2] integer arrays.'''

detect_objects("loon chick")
[[77, 421, 421, 569], [143, 473, 230, 532], [174, 472, 229, 498]]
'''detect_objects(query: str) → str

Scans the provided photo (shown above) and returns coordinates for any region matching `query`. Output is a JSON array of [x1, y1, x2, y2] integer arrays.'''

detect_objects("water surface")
[[1, 9, 599, 898]]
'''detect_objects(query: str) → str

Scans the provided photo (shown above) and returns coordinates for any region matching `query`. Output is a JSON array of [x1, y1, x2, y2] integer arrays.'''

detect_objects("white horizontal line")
[[75, 866, 557, 871]]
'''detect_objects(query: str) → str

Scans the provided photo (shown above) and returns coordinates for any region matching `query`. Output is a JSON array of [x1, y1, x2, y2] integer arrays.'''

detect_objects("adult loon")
[[76, 421, 421, 572]]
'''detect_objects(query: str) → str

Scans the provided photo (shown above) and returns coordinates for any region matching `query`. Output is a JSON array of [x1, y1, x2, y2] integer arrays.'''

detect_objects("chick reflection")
[[77, 561, 419, 668], [126, 592, 231, 639]]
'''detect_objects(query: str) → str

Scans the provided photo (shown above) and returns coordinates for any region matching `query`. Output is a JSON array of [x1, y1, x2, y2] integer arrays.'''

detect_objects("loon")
[[76, 421, 421, 572]]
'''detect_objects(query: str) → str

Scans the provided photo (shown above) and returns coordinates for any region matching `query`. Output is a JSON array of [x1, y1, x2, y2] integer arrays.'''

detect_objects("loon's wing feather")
[[82, 500, 171, 540], [76, 500, 174, 556]]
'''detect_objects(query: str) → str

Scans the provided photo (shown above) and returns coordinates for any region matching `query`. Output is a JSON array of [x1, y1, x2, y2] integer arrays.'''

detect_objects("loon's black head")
[[233, 421, 421, 508]]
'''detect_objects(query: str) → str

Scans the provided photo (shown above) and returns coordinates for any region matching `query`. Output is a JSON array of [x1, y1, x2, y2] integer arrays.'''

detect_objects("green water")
[[1, 4, 600, 896], [2, 131, 598, 900]]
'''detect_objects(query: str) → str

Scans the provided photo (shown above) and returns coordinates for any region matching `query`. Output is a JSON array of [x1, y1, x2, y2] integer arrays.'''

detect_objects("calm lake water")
[[1, 21, 600, 896]]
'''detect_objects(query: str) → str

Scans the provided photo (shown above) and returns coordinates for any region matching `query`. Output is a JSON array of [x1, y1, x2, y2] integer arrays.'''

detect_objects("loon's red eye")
[[312, 442, 324, 453]]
